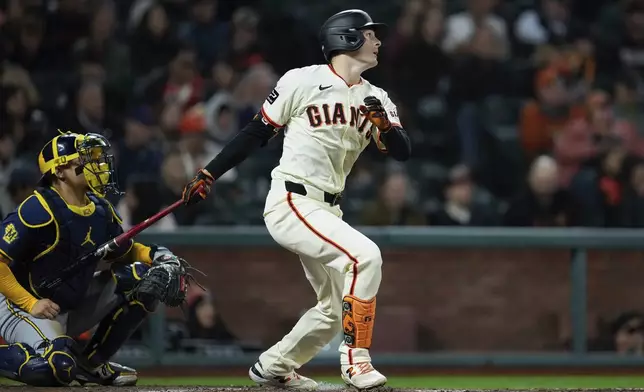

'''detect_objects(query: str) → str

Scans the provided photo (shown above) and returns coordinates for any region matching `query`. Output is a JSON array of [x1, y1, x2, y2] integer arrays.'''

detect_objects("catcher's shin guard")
[[83, 298, 156, 365], [0, 338, 77, 387], [81, 262, 156, 364], [342, 295, 376, 349]]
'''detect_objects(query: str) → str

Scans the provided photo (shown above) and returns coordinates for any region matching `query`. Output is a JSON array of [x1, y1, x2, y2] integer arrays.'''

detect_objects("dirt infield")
[[6, 387, 644, 392], [1, 386, 379, 392]]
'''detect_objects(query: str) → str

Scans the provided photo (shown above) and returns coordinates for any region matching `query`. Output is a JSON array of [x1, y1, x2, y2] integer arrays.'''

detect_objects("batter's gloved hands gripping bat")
[[360, 96, 392, 132], [182, 169, 214, 205]]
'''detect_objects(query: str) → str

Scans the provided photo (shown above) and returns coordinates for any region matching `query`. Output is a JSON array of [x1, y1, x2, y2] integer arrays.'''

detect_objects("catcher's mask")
[[37, 131, 119, 197]]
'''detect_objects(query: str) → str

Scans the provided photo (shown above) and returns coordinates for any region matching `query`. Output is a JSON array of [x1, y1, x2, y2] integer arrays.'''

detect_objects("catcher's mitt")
[[131, 254, 204, 307]]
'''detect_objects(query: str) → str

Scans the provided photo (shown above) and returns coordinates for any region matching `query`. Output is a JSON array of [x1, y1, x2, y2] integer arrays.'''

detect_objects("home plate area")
[[6, 387, 644, 392]]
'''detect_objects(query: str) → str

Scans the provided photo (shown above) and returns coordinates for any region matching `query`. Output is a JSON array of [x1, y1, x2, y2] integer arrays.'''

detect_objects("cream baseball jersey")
[[260, 64, 402, 194]]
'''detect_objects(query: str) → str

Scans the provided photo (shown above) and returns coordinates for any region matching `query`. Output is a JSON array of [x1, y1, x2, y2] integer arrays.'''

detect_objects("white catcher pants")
[[258, 180, 383, 375]]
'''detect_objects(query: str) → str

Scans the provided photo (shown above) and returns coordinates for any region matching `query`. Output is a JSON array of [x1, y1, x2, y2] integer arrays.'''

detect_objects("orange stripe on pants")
[[286, 192, 359, 295]]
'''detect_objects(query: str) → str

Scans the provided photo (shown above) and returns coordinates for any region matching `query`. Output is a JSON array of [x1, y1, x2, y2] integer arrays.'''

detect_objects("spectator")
[[567, 145, 638, 227], [232, 62, 277, 124], [0, 63, 40, 107], [360, 171, 426, 226], [115, 175, 177, 231], [554, 90, 644, 187], [1, 85, 30, 148], [45, 0, 89, 64], [595, 0, 644, 83], [385, 0, 434, 61], [159, 149, 217, 225], [429, 164, 499, 226], [442, 0, 509, 102], [0, 163, 40, 219], [187, 291, 237, 343], [204, 91, 238, 150], [619, 160, 644, 227], [225, 7, 264, 73], [391, 6, 449, 108], [613, 71, 644, 135], [504, 155, 578, 227], [8, 11, 51, 72], [129, 2, 179, 78], [142, 43, 204, 134], [204, 60, 236, 98], [592, 311, 644, 355], [514, 0, 587, 52], [65, 80, 114, 136], [177, 103, 237, 182], [72, 1, 131, 104], [178, 0, 229, 73], [520, 66, 586, 161], [114, 105, 164, 188]]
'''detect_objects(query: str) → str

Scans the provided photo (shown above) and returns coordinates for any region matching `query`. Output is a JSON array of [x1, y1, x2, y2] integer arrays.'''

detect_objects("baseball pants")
[[258, 180, 383, 375], [0, 270, 120, 353]]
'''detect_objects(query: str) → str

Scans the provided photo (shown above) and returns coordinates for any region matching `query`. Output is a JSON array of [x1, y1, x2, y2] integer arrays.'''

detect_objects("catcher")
[[0, 131, 193, 387]]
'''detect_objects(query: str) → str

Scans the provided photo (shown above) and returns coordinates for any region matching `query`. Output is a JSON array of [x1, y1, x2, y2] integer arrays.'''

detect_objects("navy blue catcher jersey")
[[0, 187, 133, 311]]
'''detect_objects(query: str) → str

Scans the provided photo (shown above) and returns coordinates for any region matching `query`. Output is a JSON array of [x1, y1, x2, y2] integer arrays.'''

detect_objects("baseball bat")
[[36, 186, 204, 292]]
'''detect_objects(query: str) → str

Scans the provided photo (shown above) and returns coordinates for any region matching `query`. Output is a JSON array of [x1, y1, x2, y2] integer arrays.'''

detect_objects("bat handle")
[[95, 239, 117, 259]]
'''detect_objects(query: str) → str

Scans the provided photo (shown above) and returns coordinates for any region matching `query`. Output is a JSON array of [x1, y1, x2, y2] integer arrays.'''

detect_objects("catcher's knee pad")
[[342, 295, 376, 349], [0, 338, 77, 387], [41, 336, 78, 385], [111, 261, 151, 295]]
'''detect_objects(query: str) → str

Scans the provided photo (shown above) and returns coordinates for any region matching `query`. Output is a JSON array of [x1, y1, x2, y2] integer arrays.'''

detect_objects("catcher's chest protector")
[[22, 188, 112, 311]]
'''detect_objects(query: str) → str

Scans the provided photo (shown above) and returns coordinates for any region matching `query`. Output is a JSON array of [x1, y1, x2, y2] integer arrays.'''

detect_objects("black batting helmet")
[[319, 9, 388, 62]]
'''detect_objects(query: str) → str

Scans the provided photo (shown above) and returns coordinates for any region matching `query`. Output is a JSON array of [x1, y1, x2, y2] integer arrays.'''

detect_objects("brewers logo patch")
[[3, 224, 18, 244], [267, 88, 279, 104]]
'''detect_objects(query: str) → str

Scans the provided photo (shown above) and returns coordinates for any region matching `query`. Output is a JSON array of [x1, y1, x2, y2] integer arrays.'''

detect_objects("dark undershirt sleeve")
[[379, 125, 411, 161], [204, 114, 278, 179]]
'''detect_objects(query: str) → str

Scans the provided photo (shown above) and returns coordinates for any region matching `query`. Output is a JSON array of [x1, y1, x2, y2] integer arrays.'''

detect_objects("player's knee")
[[41, 336, 79, 385], [0, 339, 77, 387], [358, 241, 383, 272]]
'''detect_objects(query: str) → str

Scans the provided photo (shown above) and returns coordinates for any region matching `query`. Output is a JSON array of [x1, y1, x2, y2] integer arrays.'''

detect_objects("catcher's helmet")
[[319, 9, 388, 62], [37, 131, 119, 197]]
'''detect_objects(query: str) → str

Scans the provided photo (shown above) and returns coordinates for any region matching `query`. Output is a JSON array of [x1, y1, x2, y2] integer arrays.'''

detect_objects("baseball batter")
[[182, 9, 411, 390]]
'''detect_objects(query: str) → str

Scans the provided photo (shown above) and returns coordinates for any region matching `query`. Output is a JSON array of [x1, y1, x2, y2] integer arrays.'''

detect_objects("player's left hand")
[[360, 96, 392, 132], [182, 169, 214, 205]]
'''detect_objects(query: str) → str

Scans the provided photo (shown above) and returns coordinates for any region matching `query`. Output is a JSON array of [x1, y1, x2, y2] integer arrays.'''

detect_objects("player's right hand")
[[182, 169, 214, 205], [30, 299, 60, 320]]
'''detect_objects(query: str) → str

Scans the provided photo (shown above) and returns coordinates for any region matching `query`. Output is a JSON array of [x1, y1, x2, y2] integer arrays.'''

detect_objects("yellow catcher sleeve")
[[130, 242, 152, 265], [0, 261, 38, 313]]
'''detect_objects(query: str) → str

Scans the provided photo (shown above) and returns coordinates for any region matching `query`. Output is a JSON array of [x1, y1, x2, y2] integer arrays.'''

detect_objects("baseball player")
[[0, 131, 192, 387], [182, 9, 411, 390]]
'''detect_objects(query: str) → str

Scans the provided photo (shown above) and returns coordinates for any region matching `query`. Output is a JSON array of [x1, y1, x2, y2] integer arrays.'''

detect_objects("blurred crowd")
[[1, 0, 644, 228]]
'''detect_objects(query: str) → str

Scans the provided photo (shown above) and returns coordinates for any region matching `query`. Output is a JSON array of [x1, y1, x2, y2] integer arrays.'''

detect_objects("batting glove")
[[360, 96, 392, 132], [182, 169, 214, 205]]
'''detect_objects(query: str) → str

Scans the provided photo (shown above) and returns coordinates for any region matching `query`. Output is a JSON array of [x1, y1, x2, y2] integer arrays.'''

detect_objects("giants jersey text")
[[261, 64, 402, 194]]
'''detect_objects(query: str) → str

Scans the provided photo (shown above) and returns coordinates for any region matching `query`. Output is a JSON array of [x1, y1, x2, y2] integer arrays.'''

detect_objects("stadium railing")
[[112, 226, 644, 368]]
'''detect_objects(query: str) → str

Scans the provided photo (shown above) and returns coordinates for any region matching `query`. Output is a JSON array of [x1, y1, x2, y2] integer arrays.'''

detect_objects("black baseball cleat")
[[75, 361, 137, 386]]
